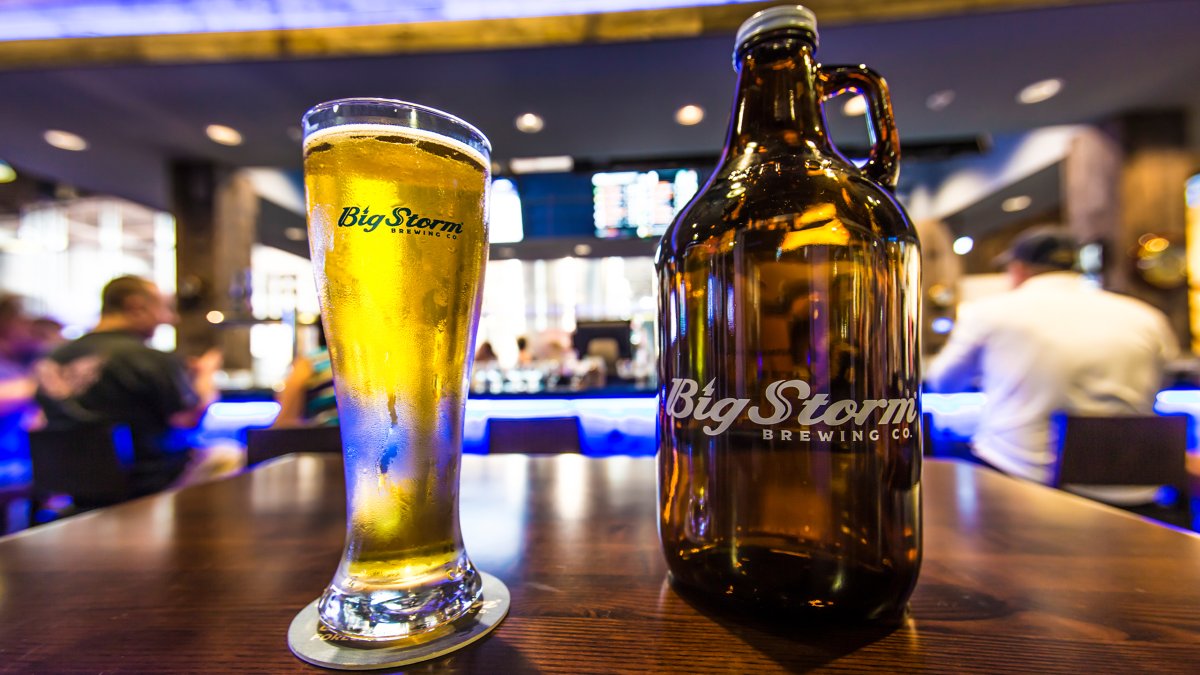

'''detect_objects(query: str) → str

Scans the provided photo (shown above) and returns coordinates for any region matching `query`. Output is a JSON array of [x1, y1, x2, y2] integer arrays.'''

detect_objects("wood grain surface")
[[1, 454, 1198, 673]]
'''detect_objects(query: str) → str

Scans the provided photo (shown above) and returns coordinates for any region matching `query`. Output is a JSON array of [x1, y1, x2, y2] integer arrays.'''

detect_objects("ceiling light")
[[926, 90, 955, 111], [675, 105, 704, 126], [0, 161, 15, 184], [206, 124, 243, 146], [573, 244, 592, 256], [842, 95, 867, 117], [206, 310, 225, 324], [1017, 78, 1062, 105], [509, 155, 573, 174], [284, 227, 307, 241], [43, 130, 88, 151], [1002, 195, 1032, 212], [1143, 236, 1169, 254], [952, 236, 974, 255], [515, 113, 544, 134]]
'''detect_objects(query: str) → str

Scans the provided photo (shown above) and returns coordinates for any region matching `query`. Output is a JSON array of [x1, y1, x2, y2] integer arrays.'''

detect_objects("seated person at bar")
[[34, 275, 231, 496], [516, 336, 533, 366], [474, 341, 499, 367], [925, 227, 1179, 499], [0, 295, 39, 461], [274, 324, 338, 428], [29, 315, 66, 359]]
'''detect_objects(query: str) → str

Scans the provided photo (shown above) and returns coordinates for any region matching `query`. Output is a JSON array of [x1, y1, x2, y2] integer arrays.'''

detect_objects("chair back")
[[29, 425, 131, 508], [1055, 414, 1189, 491], [487, 417, 583, 455], [246, 425, 343, 466], [921, 412, 935, 458], [0, 483, 30, 534]]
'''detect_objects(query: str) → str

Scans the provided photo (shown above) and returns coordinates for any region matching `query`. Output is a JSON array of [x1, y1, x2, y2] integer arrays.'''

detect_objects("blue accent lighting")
[[931, 317, 954, 334]]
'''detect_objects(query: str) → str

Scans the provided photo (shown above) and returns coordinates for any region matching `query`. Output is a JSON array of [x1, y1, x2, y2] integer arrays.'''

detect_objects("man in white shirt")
[[925, 227, 1179, 491]]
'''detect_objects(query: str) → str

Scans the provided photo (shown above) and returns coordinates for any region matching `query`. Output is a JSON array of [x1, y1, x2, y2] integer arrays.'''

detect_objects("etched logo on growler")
[[665, 378, 917, 438], [338, 205, 465, 239]]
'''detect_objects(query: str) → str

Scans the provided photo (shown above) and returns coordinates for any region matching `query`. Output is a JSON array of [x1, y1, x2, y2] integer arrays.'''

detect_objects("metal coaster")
[[288, 572, 510, 671]]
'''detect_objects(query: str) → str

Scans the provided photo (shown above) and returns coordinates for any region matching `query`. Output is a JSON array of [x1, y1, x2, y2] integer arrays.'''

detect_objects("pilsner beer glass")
[[302, 98, 491, 641]]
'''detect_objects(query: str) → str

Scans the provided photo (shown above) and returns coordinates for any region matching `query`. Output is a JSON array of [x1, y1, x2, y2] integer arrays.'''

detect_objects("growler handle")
[[818, 64, 900, 189]]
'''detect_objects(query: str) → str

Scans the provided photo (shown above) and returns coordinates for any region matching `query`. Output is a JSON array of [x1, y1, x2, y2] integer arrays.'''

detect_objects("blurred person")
[[0, 295, 39, 459], [34, 276, 238, 496], [539, 334, 576, 368], [926, 227, 1179, 502], [274, 323, 337, 428], [535, 330, 575, 363], [516, 336, 533, 366], [29, 316, 65, 359], [474, 341, 498, 366]]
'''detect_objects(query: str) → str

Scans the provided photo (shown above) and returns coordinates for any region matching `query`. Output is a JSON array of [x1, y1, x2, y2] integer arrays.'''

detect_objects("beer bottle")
[[655, 5, 921, 621]]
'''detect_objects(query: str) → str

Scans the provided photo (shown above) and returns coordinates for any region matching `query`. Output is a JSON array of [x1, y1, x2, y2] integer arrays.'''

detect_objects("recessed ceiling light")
[[206, 310, 225, 324], [206, 124, 243, 146], [284, 227, 307, 241], [1017, 78, 1062, 105], [515, 113, 544, 134], [842, 95, 867, 117], [44, 129, 88, 151], [0, 161, 15, 184], [926, 90, 956, 111], [675, 104, 704, 126], [1002, 195, 1032, 212], [509, 155, 573, 174], [952, 236, 974, 255]]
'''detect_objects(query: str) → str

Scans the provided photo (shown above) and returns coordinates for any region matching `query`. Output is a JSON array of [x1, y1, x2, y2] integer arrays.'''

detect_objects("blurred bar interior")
[[1, 0, 1200, 529]]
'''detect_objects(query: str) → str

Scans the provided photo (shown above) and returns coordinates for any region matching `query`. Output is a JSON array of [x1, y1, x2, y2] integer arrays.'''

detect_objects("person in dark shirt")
[[0, 295, 39, 471], [35, 276, 224, 495]]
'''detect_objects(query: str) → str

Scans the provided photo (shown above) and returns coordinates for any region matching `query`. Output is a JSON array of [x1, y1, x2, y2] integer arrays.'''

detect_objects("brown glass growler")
[[655, 7, 921, 622]]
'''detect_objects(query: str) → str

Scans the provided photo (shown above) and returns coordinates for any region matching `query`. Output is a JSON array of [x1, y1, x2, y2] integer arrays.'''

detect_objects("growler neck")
[[723, 36, 831, 160]]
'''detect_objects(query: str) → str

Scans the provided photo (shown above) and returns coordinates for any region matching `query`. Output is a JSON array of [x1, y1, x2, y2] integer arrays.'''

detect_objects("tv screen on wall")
[[592, 168, 700, 239]]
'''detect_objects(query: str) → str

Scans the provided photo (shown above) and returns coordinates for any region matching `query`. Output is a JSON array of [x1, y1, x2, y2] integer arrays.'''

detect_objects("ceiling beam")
[[0, 0, 1123, 70]]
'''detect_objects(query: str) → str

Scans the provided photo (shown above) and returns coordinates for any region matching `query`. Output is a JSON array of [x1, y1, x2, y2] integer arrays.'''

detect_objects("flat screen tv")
[[593, 168, 700, 239]]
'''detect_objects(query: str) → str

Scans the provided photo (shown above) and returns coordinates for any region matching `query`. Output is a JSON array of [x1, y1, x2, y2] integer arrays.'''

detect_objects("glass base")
[[317, 559, 482, 641], [288, 571, 510, 671]]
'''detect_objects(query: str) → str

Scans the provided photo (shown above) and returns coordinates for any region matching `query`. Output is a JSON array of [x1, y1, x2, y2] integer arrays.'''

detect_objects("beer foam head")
[[304, 123, 489, 170]]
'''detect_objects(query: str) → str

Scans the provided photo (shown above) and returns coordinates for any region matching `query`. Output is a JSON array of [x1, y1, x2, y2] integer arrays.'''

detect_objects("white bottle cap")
[[734, 5, 819, 56]]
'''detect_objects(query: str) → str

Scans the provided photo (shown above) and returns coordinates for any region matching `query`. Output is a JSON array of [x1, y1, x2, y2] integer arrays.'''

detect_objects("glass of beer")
[[301, 98, 491, 642]]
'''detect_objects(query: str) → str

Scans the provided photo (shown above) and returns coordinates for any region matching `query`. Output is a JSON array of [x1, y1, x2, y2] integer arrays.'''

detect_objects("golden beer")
[[302, 100, 490, 641]]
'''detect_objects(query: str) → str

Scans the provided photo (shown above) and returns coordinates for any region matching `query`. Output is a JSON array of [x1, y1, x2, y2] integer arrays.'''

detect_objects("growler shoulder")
[[656, 155, 915, 266]]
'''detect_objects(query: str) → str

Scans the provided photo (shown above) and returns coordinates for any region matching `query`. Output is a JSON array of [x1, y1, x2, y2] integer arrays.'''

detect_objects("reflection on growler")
[[656, 5, 921, 621]]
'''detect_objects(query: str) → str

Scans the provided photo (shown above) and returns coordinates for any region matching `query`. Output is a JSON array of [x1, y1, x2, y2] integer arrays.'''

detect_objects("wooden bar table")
[[1, 454, 1198, 673]]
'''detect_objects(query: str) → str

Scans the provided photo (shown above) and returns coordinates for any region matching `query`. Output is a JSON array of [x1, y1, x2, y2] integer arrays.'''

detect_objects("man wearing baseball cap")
[[926, 226, 1179, 501]]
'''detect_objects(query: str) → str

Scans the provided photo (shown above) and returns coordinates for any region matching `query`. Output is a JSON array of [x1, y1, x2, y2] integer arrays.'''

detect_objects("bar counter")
[[1, 454, 1198, 672]]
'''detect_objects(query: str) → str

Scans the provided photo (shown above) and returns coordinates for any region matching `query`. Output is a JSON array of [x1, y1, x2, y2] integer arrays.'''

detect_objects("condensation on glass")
[[302, 98, 492, 641]]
